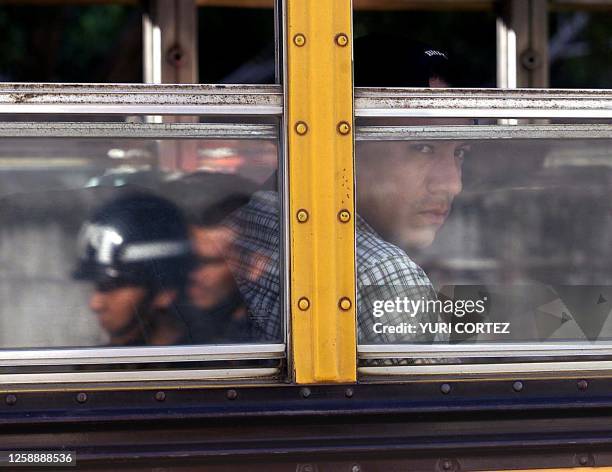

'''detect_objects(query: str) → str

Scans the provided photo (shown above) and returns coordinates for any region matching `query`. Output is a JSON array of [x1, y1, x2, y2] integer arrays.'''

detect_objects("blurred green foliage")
[[0, 5, 141, 82]]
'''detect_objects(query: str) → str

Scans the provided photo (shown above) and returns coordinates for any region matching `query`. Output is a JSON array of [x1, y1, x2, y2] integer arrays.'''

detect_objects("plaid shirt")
[[223, 191, 443, 344]]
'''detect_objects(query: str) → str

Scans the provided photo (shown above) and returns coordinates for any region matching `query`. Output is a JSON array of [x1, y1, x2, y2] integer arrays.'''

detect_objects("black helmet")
[[74, 193, 192, 290]]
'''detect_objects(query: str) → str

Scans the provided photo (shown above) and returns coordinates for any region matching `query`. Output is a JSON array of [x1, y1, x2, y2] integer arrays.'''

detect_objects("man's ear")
[[152, 289, 177, 310]]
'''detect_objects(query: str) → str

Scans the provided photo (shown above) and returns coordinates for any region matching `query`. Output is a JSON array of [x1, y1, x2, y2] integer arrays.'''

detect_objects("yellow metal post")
[[285, 0, 357, 382]]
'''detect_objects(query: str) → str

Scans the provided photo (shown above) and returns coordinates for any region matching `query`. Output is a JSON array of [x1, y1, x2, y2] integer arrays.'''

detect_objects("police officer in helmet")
[[74, 193, 192, 346]]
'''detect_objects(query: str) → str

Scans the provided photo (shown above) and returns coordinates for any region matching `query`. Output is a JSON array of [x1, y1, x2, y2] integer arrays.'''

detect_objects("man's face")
[[88, 282, 148, 338], [188, 225, 238, 310], [356, 138, 469, 250]]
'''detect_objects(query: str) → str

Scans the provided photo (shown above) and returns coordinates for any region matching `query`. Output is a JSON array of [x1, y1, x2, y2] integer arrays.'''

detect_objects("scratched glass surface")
[[355, 131, 612, 344], [0, 135, 281, 348]]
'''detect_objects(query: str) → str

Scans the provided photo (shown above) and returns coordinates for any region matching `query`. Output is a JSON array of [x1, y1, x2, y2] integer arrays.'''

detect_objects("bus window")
[[0, 131, 282, 351], [353, 83, 612, 373], [0, 4, 142, 83], [356, 131, 612, 344]]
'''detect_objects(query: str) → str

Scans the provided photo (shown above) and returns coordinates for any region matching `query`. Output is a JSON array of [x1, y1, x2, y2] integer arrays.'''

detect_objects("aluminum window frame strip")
[[279, 0, 293, 382], [0, 122, 278, 139], [0, 368, 280, 385], [356, 124, 612, 140], [0, 344, 285, 367], [0, 84, 283, 116], [359, 361, 612, 378], [355, 87, 612, 118], [359, 343, 612, 360]]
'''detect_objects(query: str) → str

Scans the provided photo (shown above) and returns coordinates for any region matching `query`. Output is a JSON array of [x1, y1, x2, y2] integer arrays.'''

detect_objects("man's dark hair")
[[354, 33, 451, 87], [162, 172, 257, 227], [197, 194, 252, 227]]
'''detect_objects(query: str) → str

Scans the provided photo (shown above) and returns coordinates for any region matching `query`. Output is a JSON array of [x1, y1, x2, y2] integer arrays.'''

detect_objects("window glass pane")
[[0, 131, 281, 348], [198, 6, 276, 84], [549, 9, 612, 88], [0, 5, 142, 82], [355, 123, 612, 348], [353, 7, 496, 87]]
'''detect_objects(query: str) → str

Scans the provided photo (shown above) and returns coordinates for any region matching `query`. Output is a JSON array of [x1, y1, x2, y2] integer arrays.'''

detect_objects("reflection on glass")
[[356, 136, 612, 344], [0, 137, 279, 348], [550, 10, 612, 88], [74, 194, 192, 347], [178, 174, 260, 344]]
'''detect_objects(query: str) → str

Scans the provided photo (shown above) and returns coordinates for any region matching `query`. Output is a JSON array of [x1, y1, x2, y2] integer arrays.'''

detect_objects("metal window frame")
[[13, 85, 612, 119], [0, 0, 289, 388], [0, 344, 285, 367], [0, 84, 282, 115], [355, 87, 612, 118], [359, 361, 612, 380], [356, 123, 612, 140], [355, 86, 612, 378], [0, 368, 282, 386], [360, 343, 612, 360], [0, 85, 287, 386], [0, 122, 278, 139]]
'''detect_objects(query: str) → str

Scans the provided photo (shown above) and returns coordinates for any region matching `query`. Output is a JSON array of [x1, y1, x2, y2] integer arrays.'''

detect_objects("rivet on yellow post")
[[294, 121, 308, 135], [335, 33, 349, 48], [293, 34, 306, 47], [298, 297, 311, 311], [338, 210, 351, 223], [338, 297, 352, 311], [296, 209, 309, 223], [285, 0, 356, 383], [337, 121, 351, 135]]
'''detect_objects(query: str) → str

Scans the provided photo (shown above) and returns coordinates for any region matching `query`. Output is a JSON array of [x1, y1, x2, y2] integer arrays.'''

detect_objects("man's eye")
[[410, 143, 434, 154]]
